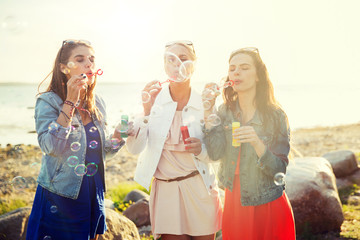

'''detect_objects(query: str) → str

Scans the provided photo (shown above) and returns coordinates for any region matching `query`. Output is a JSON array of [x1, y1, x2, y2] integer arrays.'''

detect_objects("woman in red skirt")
[[203, 47, 295, 239]]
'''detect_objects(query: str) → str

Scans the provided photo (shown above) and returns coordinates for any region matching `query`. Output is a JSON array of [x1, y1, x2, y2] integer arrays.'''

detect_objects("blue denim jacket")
[[35, 91, 120, 199], [204, 102, 290, 206]]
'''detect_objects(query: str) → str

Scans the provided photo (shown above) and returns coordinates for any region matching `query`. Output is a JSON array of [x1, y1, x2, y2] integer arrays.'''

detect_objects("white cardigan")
[[126, 86, 219, 193]]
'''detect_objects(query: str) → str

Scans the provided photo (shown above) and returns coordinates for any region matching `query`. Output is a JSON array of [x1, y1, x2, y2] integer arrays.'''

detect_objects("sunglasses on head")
[[165, 40, 193, 48], [165, 40, 195, 54], [62, 39, 91, 46], [59, 39, 91, 61]]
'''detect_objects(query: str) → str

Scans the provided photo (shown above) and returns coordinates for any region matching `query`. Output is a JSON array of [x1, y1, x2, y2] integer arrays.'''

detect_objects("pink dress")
[[150, 111, 222, 239]]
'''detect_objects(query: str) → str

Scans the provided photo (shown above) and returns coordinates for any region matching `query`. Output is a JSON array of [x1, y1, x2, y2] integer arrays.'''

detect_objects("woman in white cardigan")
[[126, 41, 222, 240]]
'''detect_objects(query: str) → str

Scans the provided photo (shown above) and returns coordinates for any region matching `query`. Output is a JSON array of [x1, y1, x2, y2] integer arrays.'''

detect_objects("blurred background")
[[1, 0, 360, 145]]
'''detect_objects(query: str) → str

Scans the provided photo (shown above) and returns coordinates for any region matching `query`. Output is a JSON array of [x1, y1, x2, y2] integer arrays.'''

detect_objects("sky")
[[1, 0, 359, 87]]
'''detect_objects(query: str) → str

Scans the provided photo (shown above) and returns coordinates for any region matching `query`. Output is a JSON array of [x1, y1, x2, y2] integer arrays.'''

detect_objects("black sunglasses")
[[59, 39, 91, 62]]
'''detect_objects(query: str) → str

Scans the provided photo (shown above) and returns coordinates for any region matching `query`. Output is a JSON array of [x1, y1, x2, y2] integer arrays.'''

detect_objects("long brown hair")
[[223, 48, 286, 133], [38, 41, 102, 120]]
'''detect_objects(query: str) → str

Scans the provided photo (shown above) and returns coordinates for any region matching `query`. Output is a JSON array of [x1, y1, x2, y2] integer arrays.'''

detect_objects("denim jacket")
[[204, 101, 290, 206], [35, 91, 120, 199]]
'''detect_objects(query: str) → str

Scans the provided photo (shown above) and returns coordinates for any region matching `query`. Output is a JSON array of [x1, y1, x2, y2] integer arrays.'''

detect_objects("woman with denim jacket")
[[26, 40, 129, 240], [126, 41, 222, 240], [203, 48, 295, 239]]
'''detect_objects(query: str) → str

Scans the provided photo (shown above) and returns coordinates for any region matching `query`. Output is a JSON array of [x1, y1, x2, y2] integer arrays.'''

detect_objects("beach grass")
[[0, 197, 27, 215], [341, 204, 360, 239], [339, 184, 360, 239], [106, 181, 149, 212]]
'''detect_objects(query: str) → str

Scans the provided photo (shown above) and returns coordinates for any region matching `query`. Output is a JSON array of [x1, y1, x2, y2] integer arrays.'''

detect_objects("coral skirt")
[[222, 173, 296, 240]]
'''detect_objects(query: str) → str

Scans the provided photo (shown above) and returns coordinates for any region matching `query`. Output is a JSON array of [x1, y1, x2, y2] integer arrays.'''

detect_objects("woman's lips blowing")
[[86, 71, 94, 77], [233, 79, 243, 84]]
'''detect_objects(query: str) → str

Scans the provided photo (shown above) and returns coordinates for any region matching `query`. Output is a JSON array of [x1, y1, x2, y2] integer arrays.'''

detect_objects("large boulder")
[[336, 168, 360, 190], [123, 198, 151, 227], [124, 189, 149, 203], [99, 208, 140, 240], [0, 207, 31, 240], [285, 157, 344, 234], [322, 150, 359, 178], [0, 207, 140, 240]]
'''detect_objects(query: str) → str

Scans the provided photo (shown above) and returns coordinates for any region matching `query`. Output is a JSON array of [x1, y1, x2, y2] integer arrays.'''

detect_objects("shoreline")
[[1, 122, 360, 155]]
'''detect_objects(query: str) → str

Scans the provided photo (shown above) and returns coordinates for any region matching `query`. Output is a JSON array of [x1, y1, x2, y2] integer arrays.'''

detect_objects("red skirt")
[[222, 153, 296, 239]]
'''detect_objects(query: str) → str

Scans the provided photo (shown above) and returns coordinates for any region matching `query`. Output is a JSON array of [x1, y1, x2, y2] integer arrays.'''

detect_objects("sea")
[[1, 82, 359, 146]]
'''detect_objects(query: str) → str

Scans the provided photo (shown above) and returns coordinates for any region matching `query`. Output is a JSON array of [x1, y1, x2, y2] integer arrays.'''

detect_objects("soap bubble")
[[164, 51, 194, 82], [89, 126, 97, 133], [50, 205, 58, 214], [70, 142, 81, 152], [86, 163, 98, 176], [66, 156, 79, 167], [141, 91, 151, 104], [66, 61, 76, 69], [89, 140, 98, 149], [74, 164, 87, 176], [11, 176, 26, 190], [274, 172, 286, 186], [110, 138, 121, 150], [207, 114, 221, 127]]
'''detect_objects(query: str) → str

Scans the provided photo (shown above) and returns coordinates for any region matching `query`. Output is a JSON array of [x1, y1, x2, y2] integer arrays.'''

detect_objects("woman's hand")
[[233, 126, 266, 157], [184, 137, 202, 156], [142, 80, 162, 116], [66, 74, 87, 103], [115, 121, 136, 137], [126, 121, 136, 136]]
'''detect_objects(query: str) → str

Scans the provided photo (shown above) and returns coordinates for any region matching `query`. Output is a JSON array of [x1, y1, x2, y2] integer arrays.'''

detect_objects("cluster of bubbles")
[[164, 51, 194, 82], [66, 155, 98, 177], [47, 122, 102, 177], [200, 114, 222, 127], [202, 79, 234, 111], [141, 51, 195, 104], [67, 148, 98, 177]]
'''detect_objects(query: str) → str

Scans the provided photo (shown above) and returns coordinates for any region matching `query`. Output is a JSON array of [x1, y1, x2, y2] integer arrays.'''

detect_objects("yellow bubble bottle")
[[232, 122, 241, 147]]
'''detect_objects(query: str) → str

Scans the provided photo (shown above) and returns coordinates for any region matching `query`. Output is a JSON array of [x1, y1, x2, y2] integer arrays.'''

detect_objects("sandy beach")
[[291, 123, 360, 157], [1, 122, 359, 199], [1, 122, 359, 239]]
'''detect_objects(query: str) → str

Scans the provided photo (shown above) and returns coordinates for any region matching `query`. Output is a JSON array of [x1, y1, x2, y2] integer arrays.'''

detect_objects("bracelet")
[[64, 101, 75, 117], [64, 100, 75, 107]]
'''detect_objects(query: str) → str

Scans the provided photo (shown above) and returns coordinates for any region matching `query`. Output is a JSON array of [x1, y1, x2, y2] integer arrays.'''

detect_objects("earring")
[[62, 68, 70, 74]]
